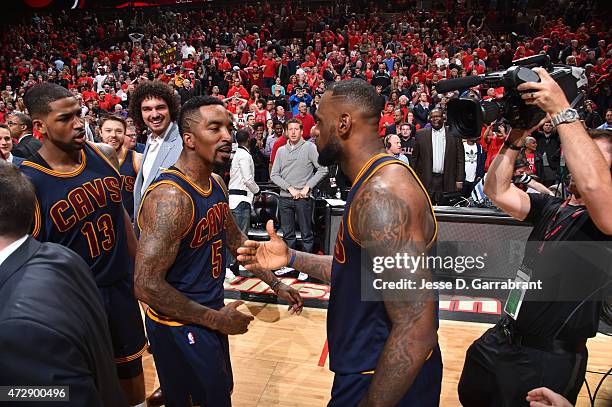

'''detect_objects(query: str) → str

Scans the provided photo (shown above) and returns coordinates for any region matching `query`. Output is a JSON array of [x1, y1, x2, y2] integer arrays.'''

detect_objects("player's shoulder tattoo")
[[351, 175, 414, 253]]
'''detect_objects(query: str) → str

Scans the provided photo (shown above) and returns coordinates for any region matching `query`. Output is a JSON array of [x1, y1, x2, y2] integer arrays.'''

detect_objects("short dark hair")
[[23, 83, 73, 118], [286, 118, 303, 129], [235, 128, 250, 144], [8, 112, 33, 132], [178, 95, 225, 135], [128, 81, 180, 129], [0, 164, 36, 238], [253, 121, 265, 130], [273, 120, 284, 129], [328, 79, 383, 120], [99, 115, 127, 131], [589, 129, 612, 141], [589, 129, 612, 162]]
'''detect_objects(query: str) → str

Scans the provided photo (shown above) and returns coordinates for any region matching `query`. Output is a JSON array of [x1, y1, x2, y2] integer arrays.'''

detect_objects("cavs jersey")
[[118, 148, 138, 220], [20, 142, 131, 286], [139, 167, 230, 313], [327, 154, 438, 374]]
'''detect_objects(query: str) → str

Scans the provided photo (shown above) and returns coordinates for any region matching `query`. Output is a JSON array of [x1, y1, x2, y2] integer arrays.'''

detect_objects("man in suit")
[[0, 164, 126, 407], [413, 92, 431, 128], [129, 81, 182, 224], [412, 109, 465, 204], [0, 124, 23, 166], [7, 112, 41, 159]]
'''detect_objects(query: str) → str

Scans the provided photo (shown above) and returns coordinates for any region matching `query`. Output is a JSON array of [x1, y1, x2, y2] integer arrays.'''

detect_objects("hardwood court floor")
[[143, 302, 612, 406]]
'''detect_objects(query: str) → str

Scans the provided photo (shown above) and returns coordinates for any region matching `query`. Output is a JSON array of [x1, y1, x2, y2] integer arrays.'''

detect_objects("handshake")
[[287, 185, 310, 199]]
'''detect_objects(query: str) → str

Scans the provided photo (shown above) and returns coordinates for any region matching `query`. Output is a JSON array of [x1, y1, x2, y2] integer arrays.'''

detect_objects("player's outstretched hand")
[[526, 387, 573, 407], [275, 283, 304, 315], [237, 220, 290, 271], [217, 301, 254, 335]]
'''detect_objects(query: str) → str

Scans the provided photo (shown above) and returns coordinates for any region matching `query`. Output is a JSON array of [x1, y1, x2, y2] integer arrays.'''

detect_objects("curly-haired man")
[[129, 81, 182, 223]]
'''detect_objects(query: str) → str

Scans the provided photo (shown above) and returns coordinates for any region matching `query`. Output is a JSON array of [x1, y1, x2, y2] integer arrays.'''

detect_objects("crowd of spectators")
[[0, 0, 610, 199]]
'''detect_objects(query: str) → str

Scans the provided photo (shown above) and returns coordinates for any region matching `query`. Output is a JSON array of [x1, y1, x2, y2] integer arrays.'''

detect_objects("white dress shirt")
[[431, 127, 446, 174], [0, 235, 28, 268], [141, 125, 172, 195], [6, 153, 14, 164], [228, 146, 260, 209]]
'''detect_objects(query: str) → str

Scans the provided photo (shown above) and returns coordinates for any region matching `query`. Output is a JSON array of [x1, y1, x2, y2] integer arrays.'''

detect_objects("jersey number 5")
[[81, 214, 116, 258], [211, 239, 223, 278]]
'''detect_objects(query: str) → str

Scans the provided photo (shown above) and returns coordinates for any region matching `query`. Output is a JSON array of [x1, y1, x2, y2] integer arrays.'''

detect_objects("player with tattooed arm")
[[134, 96, 303, 407], [238, 79, 443, 406]]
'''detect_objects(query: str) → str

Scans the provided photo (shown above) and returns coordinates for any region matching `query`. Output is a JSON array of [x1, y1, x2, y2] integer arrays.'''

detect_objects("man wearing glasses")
[[7, 112, 41, 159], [123, 125, 145, 153]]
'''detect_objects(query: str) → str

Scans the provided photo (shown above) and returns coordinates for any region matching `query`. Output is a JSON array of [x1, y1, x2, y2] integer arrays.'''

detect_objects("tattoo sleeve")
[[291, 250, 333, 283], [352, 174, 438, 407], [134, 185, 221, 330]]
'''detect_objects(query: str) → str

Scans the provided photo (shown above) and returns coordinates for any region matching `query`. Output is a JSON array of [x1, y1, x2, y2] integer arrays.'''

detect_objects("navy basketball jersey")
[[138, 167, 230, 314], [327, 153, 438, 374], [20, 143, 131, 286], [118, 148, 138, 221]]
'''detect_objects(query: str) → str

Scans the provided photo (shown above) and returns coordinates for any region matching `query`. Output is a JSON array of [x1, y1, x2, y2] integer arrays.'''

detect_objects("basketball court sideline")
[[142, 301, 612, 407]]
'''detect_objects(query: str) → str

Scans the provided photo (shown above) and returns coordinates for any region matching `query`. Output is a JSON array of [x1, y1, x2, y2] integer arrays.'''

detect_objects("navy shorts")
[[98, 277, 147, 379], [146, 310, 233, 407], [328, 344, 443, 407]]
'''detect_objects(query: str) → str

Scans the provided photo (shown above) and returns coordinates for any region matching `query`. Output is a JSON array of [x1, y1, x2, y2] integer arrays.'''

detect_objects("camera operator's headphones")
[[383, 134, 393, 149]]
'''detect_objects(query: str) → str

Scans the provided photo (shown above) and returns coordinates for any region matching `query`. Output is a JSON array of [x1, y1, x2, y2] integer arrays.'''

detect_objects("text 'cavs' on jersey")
[[20, 142, 131, 286], [138, 167, 230, 325]]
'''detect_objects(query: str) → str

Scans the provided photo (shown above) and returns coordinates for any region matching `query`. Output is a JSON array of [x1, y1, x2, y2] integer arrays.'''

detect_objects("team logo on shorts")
[[187, 332, 196, 345]]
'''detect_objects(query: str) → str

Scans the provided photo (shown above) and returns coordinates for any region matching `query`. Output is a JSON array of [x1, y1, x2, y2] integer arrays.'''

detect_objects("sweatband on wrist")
[[288, 251, 297, 268]]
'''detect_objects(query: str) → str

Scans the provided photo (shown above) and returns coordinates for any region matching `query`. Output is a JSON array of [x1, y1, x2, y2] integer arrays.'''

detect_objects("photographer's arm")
[[519, 68, 612, 234], [527, 178, 554, 195], [483, 131, 532, 221]]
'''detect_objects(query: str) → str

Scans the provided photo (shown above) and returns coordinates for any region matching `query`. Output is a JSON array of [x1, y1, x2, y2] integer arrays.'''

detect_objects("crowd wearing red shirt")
[[0, 0, 609, 170]]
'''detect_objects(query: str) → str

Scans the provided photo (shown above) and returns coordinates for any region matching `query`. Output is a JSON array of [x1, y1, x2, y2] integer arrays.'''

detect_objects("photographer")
[[458, 68, 612, 406]]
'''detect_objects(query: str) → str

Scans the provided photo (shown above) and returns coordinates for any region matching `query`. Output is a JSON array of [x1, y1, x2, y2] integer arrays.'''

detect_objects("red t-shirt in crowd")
[[270, 136, 288, 165], [525, 151, 536, 174], [227, 86, 249, 99], [378, 113, 395, 136], [296, 113, 315, 138], [482, 133, 505, 171], [262, 58, 277, 78]]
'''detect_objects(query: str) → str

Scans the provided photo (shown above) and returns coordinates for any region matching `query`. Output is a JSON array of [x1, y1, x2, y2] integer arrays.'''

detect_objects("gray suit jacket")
[[133, 122, 182, 223]]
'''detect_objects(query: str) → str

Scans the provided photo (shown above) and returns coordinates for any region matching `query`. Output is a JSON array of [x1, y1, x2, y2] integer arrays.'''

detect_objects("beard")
[[318, 137, 343, 166]]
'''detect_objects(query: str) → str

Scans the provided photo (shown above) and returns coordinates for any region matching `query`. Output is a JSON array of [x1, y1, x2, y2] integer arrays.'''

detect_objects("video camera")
[[435, 55, 587, 139]]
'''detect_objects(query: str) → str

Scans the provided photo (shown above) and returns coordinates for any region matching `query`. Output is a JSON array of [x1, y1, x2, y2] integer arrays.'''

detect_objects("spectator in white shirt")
[[226, 129, 260, 278]]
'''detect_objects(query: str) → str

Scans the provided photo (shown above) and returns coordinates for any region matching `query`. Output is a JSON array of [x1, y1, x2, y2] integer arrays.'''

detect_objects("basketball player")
[[98, 116, 142, 221], [238, 79, 443, 406], [134, 96, 303, 407], [20, 83, 147, 407]]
